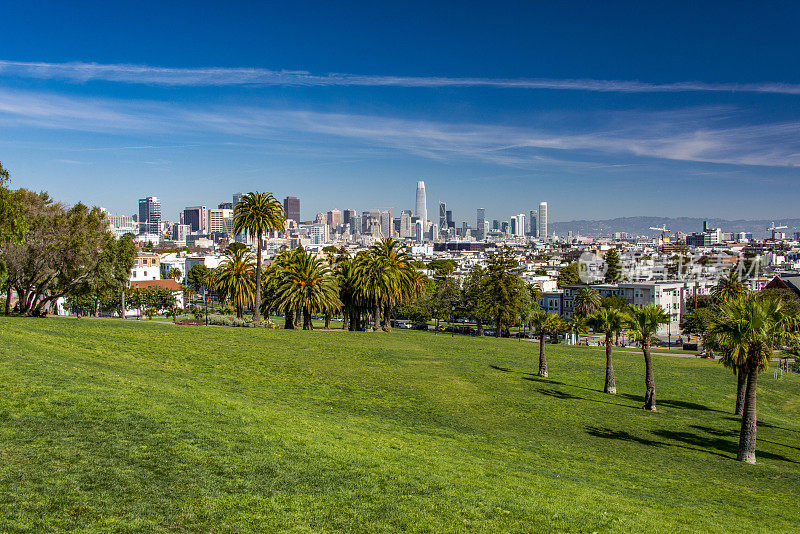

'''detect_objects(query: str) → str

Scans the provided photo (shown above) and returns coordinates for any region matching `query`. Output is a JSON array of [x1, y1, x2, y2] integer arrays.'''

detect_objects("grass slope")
[[0, 317, 798, 532]]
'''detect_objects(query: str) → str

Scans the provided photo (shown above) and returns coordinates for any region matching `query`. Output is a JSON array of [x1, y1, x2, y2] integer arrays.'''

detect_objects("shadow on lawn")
[[619, 393, 724, 413], [490, 364, 608, 395], [588, 425, 797, 463]]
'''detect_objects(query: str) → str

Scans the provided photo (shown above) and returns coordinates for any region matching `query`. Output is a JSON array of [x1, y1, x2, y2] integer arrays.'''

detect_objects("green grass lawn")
[[1, 317, 798, 532]]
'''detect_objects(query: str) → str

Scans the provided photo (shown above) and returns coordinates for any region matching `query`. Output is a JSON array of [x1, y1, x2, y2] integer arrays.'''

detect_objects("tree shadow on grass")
[[653, 428, 797, 463], [522, 380, 635, 409], [722, 415, 800, 435], [586, 426, 662, 447], [490, 364, 607, 395], [619, 393, 724, 413]]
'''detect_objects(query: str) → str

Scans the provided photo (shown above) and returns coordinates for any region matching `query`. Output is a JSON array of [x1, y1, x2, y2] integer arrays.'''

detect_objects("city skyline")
[[2, 3, 800, 221]]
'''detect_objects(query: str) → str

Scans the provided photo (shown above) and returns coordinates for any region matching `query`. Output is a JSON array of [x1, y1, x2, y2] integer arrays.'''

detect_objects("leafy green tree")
[[626, 304, 670, 411], [707, 293, 799, 463], [681, 307, 716, 338], [3, 190, 116, 316], [587, 308, 629, 394], [431, 277, 460, 331], [600, 295, 627, 311], [233, 191, 286, 324], [186, 263, 211, 307], [557, 262, 581, 287], [604, 248, 623, 283], [0, 163, 26, 312], [485, 247, 525, 337], [215, 246, 256, 319], [573, 286, 601, 318], [461, 265, 491, 335], [529, 309, 562, 377], [427, 259, 457, 277]]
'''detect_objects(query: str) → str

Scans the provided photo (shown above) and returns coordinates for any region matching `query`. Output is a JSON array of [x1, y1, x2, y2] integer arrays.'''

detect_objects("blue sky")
[[1, 1, 799, 224]]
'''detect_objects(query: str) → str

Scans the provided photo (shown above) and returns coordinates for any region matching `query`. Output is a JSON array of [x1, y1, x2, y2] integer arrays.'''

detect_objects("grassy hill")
[[1, 317, 798, 532]]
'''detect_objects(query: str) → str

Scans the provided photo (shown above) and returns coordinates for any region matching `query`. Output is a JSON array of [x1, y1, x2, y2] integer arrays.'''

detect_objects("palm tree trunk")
[[373, 300, 380, 330], [642, 340, 657, 411], [605, 335, 617, 394], [303, 308, 312, 330], [284, 307, 294, 329], [253, 233, 262, 324], [342, 309, 349, 330], [294, 307, 301, 327], [324, 312, 331, 330], [538, 331, 548, 377], [735, 370, 746, 416], [382, 303, 392, 332], [737, 367, 758, 463]]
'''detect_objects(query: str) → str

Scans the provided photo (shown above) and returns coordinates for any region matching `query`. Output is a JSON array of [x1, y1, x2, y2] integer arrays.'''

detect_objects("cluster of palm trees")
[[529, 287, 669, 412], [207, 236, 424, 331]]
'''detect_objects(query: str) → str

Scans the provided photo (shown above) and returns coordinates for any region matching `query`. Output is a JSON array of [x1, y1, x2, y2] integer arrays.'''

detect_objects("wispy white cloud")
[[1, 88, 799, 169], [2, 60, 800, 95]]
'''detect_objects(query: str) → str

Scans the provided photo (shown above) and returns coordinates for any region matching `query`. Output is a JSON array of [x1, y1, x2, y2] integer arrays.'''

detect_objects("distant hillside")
[[550, 217, 800, 239]]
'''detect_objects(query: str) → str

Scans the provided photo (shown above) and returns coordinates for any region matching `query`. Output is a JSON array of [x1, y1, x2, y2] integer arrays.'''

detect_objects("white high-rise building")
[[538, 202, 548, 241], [415, 181, 427, 226]]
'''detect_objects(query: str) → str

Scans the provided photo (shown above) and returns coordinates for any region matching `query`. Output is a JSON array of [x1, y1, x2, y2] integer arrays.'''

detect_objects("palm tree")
[[529, 309, 562, 378], [369, 238, 422, 332], [353, 252, 388, 331], [587, 307, 629, 394], [166, 267, 182, 281], [233, 191, 286, 324], [707, 293, 798, 463], [566, 315, 588, 345], [573, 286, 601, 318], [274, 248, 340, 330], [712, 271, 746, 302], [215, 246, 256, 319], [626, 304, 670, 411]]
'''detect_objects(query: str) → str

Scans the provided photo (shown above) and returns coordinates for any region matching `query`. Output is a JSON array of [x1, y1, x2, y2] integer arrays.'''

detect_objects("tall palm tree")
[[530, 309, 562, 378], [707, 293, 798, 463], [587, 307, 630, 394], [566, 315, 588, 345], [712, 271, 747, 302], [369, 238, 422, 332], [354, 252, 389, 330], [215, 246, 256, 319], [573, 286, 602, 318], [233, 191, 286, 324], [274, 248, 340, 330], [626, 304, 670, 411]]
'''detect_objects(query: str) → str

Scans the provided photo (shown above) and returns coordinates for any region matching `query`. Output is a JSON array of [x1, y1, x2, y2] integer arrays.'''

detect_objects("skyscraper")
[[476, 208, 486, 240], [529, 210, 538, 237], [327, 209, 342, 230], [538, 202, 548, 240], [438, 201, 447, 231], [232, 192, 242, 208], [182, 206, 208, 234], [400, 210, 412, 238], [283, 196, 300, 224], [415, 181, 427, 225], [138, 197, 161, 235], [381, 209, 392, 238], [343, 209, 356, 228]]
